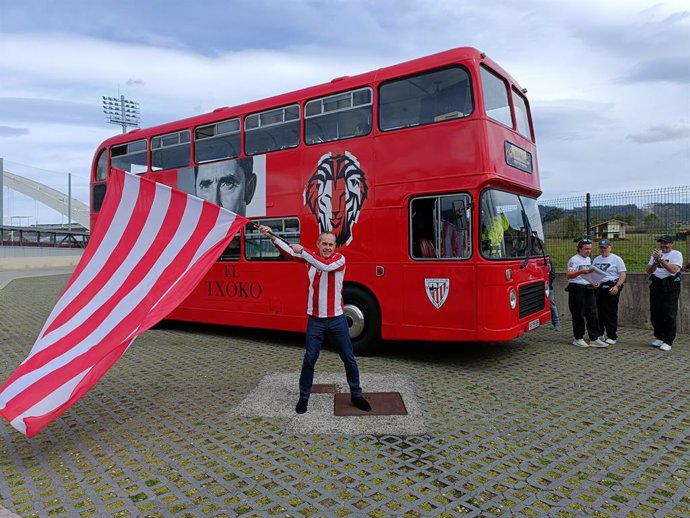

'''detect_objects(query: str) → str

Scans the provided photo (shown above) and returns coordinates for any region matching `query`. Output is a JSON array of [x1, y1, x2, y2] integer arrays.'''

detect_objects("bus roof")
[[99, 46, 524, 148]]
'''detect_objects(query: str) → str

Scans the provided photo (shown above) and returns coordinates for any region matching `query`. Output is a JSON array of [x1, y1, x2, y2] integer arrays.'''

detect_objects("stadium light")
[[102, 95, 140, 133]]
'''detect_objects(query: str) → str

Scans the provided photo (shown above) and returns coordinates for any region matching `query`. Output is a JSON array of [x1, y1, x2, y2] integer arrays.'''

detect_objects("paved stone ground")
[[0, 274, 688, 518]]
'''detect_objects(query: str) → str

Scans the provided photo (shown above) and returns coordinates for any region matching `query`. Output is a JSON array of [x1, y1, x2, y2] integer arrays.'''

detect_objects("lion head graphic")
[[304, 152, 368, 247]]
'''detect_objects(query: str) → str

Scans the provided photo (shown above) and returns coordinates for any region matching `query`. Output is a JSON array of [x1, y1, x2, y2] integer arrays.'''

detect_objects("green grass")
[[545, 236, 686, 272]]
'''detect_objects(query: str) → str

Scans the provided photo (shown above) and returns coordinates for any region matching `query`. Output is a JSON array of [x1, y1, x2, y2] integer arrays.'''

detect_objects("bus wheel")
[[343, 286, 381, 356]]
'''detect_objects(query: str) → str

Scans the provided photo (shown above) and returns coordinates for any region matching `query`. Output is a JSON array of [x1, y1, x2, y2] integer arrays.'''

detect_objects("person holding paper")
[[566, 239, 608, 348], [592, 239, 627, 345]]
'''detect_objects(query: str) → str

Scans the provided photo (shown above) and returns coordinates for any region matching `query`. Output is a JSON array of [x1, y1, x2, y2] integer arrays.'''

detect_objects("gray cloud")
[[0, 125, 30, 137], [627, 124, 690, 143], [620, 56, 690, 84], [571, 7, 690, 60], [533, 100, 616, 141]]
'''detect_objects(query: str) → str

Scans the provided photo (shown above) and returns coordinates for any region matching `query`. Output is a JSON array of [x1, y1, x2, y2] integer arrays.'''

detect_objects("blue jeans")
[[549, 289, 560, 327], [300, 315, 362, 399]]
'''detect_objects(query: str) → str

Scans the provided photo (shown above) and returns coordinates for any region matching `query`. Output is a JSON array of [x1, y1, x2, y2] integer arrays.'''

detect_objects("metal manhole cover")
[[334, 392, 408, 416]]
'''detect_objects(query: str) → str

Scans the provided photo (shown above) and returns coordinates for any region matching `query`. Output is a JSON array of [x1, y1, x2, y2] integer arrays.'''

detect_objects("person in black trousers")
[[646, 235, 683, 352], [592, 240, 627, 345], [566, 239, 608, 348]]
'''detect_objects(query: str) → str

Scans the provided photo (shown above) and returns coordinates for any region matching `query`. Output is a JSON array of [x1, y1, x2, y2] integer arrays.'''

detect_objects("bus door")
[[401, 194, 477, 341]]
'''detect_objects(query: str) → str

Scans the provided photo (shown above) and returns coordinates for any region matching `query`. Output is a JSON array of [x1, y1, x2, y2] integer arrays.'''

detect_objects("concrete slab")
[[311, 383, 337, 393], [227, 372, 427, 436]]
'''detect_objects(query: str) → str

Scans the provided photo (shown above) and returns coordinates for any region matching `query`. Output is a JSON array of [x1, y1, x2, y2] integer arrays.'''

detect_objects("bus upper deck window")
[[195, 118, 240, 163], [480, 65, 512, 128], [244, 105, 300, 155], [512, 88, 533, 140], [305, 87, 373, 144], [111, 139, 148, 174], [95, 149, 108, 181], [379, 67, 472, 132], [152, 130, 191, 171]]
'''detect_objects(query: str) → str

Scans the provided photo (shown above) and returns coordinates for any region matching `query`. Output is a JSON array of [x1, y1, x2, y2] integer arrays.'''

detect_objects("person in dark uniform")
[[646, 235, 683, 352]]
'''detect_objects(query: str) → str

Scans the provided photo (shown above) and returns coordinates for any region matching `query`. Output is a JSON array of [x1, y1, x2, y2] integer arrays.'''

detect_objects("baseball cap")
[[656, 234, 674, 243], [599, 239, 611, 247]]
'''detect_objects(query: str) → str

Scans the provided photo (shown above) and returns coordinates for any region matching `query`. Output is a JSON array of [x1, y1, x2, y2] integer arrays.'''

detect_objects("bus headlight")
[[545, 283, 549, 298], [509, 288, 517, 310]]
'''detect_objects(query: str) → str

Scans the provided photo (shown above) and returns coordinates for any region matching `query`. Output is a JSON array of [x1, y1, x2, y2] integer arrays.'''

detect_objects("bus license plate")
[[528, 318, 540, 331]]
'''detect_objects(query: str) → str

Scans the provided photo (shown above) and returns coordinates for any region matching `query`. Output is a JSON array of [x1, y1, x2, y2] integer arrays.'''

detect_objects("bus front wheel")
[[343, 286, 381, 356]]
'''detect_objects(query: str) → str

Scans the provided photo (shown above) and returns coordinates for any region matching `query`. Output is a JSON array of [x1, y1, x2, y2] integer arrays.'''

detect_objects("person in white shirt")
[[646, 235, 683, 352], [566, 239, 608, 348], [592, 240, 627, 345]]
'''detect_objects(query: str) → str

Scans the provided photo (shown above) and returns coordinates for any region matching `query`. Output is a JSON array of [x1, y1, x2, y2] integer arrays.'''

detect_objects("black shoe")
[[351, 396, 372, 412], [295, 398, 308, 414]]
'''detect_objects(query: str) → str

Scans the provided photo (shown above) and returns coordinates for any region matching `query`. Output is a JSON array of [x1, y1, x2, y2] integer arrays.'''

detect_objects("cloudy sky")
[[1, 0, 688, 224]]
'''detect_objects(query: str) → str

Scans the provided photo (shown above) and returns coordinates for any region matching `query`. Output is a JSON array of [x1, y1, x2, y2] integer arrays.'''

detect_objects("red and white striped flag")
[[0, 169, 247, 437]]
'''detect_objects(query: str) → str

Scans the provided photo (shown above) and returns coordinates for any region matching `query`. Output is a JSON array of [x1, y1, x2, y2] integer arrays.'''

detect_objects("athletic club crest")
[[425, 278, 450, 309], [304, 152, 368, 246]]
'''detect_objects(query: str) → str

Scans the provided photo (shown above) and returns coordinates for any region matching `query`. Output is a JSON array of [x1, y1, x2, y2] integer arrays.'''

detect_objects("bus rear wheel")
[[343, 286, 381, 356]]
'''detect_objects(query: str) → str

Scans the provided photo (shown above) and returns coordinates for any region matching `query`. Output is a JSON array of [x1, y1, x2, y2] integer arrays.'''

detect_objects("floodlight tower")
[[102, 95, 140, 133]]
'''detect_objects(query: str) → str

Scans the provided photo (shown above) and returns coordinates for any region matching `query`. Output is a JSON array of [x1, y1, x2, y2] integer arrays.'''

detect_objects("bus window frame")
[[218, 233, 241, 262], [409, 192, 472, 261], [244, 104, 301, 156], [479, 187, 544, 260], [304, 87, 373, 144], [480, 64, 514, 129], [95, 148, 108, 181], [378, 65, 474, 133], [244, 217, 301, 261], [194, 118, 241, 164], [511, 87, 533, 141], [110, 139, 148, 175], [151, 129, 191, 171]]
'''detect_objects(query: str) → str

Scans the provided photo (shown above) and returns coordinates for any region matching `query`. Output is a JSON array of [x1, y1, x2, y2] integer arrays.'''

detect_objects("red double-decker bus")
[[90, 47, 550, 354]]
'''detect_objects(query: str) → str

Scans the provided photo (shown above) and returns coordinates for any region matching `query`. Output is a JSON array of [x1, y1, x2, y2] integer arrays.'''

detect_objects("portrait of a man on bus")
[[194, 157, 256, 216]]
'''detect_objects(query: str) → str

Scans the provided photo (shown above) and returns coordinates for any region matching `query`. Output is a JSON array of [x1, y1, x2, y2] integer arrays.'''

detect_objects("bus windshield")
[[480, 189, 545, 259]]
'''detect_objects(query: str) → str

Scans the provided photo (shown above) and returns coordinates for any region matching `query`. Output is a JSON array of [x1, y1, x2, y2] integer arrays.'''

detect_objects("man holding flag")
[[258, 225, 371, 415]]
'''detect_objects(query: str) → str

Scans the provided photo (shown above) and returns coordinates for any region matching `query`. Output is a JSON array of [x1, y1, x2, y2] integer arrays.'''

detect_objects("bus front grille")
[[519, 282, 545, 319]]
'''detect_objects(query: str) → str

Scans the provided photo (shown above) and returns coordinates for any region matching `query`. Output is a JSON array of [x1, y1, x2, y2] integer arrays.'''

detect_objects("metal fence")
[[0, 225, 89, 249], [539, 186, 690, 272]]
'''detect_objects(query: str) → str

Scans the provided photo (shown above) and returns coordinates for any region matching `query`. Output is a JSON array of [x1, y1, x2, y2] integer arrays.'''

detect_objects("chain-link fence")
[[539, 186, 690, 272]]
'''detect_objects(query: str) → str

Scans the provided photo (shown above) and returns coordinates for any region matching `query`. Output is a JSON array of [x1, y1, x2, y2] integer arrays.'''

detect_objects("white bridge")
[[2, 170, 90, 230]]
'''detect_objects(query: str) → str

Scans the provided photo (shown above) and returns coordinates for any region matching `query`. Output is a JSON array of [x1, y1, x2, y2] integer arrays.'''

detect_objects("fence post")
[[585, 193, 592, 239], [68, 172, 72, 232]]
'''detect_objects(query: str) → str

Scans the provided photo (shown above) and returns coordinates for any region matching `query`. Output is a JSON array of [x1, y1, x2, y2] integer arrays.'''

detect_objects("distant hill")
[[539, 203, 690, 226]]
